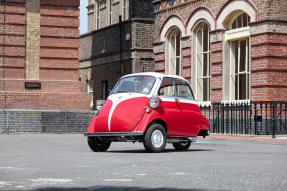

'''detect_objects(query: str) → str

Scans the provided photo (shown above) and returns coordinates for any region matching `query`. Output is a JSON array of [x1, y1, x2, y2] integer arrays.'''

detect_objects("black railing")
[[200, 102, 287, 137]]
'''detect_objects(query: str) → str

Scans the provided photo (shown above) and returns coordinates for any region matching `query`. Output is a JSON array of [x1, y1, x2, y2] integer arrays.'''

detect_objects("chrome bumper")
[[84, 132, 144, 137]]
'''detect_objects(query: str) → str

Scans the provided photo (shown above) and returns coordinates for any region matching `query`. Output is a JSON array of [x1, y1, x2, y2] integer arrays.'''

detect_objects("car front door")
[[157, 77, 199, 136], [173, 78, 202, 137]]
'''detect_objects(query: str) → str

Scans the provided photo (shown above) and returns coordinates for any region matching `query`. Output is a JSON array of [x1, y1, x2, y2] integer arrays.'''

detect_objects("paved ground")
[[0, 134, 287, 191]]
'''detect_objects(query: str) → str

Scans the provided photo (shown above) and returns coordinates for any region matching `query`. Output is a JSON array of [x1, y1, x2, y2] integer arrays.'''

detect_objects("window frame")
[[158, 77, 195, 100], [223, 12, 251, 102], [168, 29, 182, 76], [194, 22, 211, 103]]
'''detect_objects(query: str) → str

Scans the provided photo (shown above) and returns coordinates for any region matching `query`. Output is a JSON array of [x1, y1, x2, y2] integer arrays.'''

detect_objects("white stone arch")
[[217, 0, 256, 29], [186, 8, 215, 36], [160, 16, 186, 42]]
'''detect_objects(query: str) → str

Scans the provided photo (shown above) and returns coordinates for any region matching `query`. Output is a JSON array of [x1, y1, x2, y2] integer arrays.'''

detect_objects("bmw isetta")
[[84, 72, 209, 152]]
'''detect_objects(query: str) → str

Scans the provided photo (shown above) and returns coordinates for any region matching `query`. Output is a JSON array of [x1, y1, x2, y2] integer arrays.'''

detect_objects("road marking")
[[0, 181, 12, 187], [0, 166, 22, 170], [104, 179, 132, 182], [136, 173, 147, 176], [170, 172, 186, 175], [29, 178, 72, 186], [15, 186, 25, 189]]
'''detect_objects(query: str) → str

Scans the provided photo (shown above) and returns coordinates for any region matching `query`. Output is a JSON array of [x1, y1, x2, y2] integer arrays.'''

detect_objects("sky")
[[80, 0, 88, 34]]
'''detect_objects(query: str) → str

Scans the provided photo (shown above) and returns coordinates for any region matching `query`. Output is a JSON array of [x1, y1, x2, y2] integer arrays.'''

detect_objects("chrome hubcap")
[[151, 130, 164, 148]]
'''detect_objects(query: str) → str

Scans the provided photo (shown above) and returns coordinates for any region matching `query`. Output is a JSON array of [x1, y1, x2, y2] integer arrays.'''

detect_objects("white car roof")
[[121, 72, 187, 81]]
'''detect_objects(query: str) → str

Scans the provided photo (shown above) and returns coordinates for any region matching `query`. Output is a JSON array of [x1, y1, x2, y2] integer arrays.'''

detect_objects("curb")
[[208, 134, 287, 143]]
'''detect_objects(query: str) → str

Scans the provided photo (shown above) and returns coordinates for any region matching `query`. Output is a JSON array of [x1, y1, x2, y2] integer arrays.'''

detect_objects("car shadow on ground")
[[33, 186, 219, 191], [107, 149, 214, 153]]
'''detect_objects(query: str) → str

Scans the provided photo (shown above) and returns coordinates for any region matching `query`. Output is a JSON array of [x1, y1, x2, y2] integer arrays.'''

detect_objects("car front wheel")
[[143, 123, 167, 153], [87, 137, 111, 152], [172, 141, 191, 151]]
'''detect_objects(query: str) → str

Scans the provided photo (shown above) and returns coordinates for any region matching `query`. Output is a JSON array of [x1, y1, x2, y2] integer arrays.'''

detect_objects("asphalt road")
[[0, 134, 287, 191]]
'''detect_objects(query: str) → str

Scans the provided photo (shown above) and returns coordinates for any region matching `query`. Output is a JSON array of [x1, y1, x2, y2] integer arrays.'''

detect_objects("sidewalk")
[[208, 134, 287, 143]]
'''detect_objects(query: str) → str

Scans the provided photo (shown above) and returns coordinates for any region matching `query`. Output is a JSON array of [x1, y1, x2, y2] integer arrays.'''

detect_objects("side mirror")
[[96, 100, 105, 110]]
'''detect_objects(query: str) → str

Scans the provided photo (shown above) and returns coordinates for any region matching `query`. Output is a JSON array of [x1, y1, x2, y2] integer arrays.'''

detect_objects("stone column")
[[25, 0, 40, 80]]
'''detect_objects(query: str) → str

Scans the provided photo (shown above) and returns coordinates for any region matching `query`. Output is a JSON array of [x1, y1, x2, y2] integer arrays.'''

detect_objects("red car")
[[84, 73, 209, 152]]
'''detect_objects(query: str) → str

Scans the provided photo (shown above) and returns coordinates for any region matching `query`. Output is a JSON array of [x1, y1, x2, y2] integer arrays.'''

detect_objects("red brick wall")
[[0, 0, 90, 110], [250, 33, 287, 101]]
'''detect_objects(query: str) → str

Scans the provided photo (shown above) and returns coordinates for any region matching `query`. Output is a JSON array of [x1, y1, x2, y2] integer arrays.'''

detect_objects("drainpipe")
[[119, 15, 123, 75]]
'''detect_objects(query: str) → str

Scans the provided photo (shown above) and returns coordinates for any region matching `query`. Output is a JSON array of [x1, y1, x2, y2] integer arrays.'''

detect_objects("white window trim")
[[221, 99, 250, 105], [198, 101, 211, 107], [225, 26, 250, 41]]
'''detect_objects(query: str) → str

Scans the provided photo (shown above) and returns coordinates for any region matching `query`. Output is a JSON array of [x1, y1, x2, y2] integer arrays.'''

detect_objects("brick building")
[[79, 0, 154, 107], [153, 0, 287, 104], [0, 0, 92, 132]]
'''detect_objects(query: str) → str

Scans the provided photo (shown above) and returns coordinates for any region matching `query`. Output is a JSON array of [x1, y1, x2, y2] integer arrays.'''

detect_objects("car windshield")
[[110, 76, 156, 95]]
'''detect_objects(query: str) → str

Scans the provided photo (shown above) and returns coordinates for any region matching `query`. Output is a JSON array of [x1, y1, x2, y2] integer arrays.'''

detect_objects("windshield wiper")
[[117, 90, 130, 93]]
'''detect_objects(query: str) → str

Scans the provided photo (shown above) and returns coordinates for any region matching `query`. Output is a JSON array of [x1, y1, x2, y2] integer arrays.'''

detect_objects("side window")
[[174, 79, 195, 100], [158, 77, 175, 97]]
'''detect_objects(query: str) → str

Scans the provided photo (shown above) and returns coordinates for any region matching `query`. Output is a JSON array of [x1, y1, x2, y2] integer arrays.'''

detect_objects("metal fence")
[[200, 102, 287, 137]]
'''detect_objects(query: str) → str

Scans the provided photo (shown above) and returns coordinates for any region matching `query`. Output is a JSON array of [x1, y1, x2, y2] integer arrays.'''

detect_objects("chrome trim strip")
[[84, 132, 144, 137]]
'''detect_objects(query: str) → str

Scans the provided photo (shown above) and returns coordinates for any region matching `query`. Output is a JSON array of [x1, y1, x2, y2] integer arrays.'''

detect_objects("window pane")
[[158, 77, 175, 97], [239, 40, 246, 72], [247, 39, 249, 72], [176, 32, 180, 57], [176, 57, 180, 75], [197, 29, 202, 50], [177, 84, 194, 100], [235, 75, 238, 100], [203, 25, 209, 52], [171, 36, 176, 57], [234, 41, 239, 73], [232, 20, 236, 29], [243, 13, 247, 27], [237, 15, 242, 28], [203, 78, 209, 101], [239, 74, 247, 100], [203, 53, 208, 77]]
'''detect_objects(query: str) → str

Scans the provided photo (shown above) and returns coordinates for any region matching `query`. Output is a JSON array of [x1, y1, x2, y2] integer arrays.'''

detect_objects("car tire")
[[143, 123, 167, 153], [87, 137, 111, 152], [172, 141, 191, 151]]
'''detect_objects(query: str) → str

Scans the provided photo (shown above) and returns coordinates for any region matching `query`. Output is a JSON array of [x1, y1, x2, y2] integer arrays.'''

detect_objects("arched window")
[[168, 28, 181, 75], [231, 12, 250, 29], [222, 11, 251, 102], [229, 12, 250, 101], [195, 23, 210, 102]]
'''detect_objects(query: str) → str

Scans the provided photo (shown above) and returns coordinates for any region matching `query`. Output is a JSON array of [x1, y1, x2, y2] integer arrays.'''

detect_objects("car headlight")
[[149, 96, 161, 109]]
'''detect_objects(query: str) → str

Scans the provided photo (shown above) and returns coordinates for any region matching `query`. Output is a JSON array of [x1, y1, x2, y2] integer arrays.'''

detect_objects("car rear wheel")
[[172, 141, 191, 151], [143, 123, 167, 153], [87, 137, 111, 152]]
